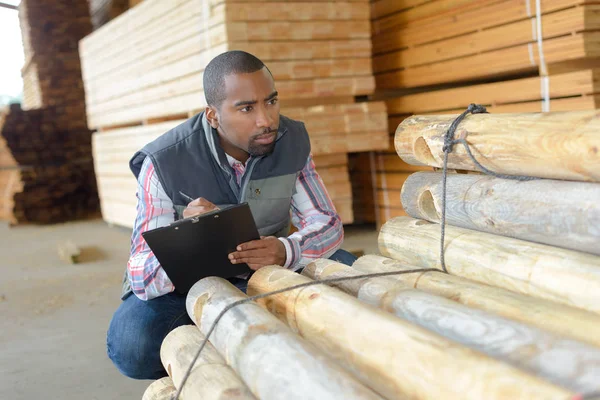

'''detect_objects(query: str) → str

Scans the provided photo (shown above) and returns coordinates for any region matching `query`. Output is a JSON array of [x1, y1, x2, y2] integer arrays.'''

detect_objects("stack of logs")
[[143, 110, 600, 400], [0, 1, 99, 225], [80, 0, 389, 228], [353, 0, 600, 226]]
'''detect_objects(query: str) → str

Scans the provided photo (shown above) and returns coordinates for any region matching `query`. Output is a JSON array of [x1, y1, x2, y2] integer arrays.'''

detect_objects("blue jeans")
[[107, 249, 357, 380]]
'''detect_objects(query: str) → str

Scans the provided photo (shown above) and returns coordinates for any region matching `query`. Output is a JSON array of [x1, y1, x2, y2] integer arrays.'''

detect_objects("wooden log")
[[160, 325, 256, 400], [354, 252, 600, 348], [395, 111, 600, 182], [303, 259, 600, 393], [142, 377, 177, 400], [247, 266, 572, 400], [401, 172, 600, 255], [379, 216, 600, 314], [185, 277, 383, 400]]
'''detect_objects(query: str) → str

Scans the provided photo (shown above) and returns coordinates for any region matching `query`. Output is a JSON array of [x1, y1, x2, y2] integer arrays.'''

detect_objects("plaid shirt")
[[127, 153, 343, 300]]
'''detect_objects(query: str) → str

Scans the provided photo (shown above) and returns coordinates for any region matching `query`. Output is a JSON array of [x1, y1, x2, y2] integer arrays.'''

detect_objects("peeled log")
[[401, 171, 600, 255], [185, 277, 383, 400], [303, 259, 600, 393], [353, 254, 600, 349], [142, 377, 176, 400], [378, 216, 600, 314], [160, 325, 256, 400], [248, 266, 572, 400], [394, 111, 600, 182]]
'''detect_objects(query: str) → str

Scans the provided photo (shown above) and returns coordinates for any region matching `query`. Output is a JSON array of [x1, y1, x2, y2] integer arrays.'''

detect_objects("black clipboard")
[[141, 202, 259, 294]]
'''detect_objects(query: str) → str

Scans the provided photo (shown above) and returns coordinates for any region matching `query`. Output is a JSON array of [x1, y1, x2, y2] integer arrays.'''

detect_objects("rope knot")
[[442, 103, 487, 154]]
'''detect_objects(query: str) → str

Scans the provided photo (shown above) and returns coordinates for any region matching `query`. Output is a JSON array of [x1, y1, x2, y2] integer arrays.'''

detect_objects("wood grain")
[[185, 277, 383, 400], [401, 172, 600, 255], [395, 111, 600, 182], [247, 266, 572, 400], [303, 259, 600, 393], [160, 325, 256, 400]]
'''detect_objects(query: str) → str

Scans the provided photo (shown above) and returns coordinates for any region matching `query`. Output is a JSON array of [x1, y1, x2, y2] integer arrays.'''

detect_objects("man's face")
[[210, 67, 280, 158]]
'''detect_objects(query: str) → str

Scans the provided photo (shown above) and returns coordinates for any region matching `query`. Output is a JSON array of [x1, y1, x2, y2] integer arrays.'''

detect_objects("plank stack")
[[143, 110, 600, 399], [361, 0, 600, 226], [0, 1, 99, 225], [80, 0, 389, 229]]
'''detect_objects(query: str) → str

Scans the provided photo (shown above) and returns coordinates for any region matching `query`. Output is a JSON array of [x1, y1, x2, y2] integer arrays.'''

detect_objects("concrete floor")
[[0, 219, 378, 399]]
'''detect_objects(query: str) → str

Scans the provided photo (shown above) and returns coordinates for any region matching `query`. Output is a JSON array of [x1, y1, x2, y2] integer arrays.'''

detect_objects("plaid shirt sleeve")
[[278, 154, 344, 270], [127, 157, 176, 300]]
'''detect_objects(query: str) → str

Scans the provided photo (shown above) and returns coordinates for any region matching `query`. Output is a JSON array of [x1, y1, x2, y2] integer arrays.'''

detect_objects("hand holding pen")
[[179, 191, 220, 219]]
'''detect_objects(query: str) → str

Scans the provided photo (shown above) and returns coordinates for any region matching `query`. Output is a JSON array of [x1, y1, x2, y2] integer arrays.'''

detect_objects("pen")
[[179, 191, 195, 203]]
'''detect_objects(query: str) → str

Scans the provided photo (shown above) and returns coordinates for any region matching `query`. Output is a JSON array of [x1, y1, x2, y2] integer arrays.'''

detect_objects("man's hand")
[[228, 236, 286, 270], [182, 197, 219, 219]]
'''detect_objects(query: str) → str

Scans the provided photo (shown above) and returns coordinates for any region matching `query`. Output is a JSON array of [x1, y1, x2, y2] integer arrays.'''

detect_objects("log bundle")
[[366, 1, 600, 227], [18, 0, 92, 126], [80, 0, 389, 228], [145, 110, 600, 398], [0, 105, 99, 225], [4, 1, 100, 225]]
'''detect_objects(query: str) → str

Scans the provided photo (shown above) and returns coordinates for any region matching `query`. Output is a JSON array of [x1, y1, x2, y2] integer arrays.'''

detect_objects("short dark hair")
[[203, 50, 268, 108]]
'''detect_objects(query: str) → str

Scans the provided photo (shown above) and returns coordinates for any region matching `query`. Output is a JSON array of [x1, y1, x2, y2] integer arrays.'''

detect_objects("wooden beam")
[[395, 111, 600, 182], [304, 259, 600, 394], [353, 252, 600, 348], [186, 277, 383, 400], [248, 266, 572, 400]]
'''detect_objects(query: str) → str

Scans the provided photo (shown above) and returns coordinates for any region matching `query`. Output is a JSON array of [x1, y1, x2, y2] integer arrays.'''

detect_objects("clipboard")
[[141, 202, 259, 294]]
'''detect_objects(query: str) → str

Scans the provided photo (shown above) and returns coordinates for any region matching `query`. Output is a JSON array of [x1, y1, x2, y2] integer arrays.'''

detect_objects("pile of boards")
[[142, 110, 600, 400], [0, 0, 99, 225], [354, 0, 600, 226], [80, 0, 388, 228]]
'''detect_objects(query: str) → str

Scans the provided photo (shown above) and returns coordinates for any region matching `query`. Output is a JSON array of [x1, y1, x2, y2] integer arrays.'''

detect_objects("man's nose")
[[256, 106, 273, 128]]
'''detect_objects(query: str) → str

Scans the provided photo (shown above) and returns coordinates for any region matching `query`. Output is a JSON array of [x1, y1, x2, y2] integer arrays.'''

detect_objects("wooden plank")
[[372, 0, 582, 53], [376, 32, 600, 89], [221, 2, 369, 21], [385, 69, 600, 115], [372, 0, 481, 34], [374, 5, 600, 73], [226, 20, 370, 41]]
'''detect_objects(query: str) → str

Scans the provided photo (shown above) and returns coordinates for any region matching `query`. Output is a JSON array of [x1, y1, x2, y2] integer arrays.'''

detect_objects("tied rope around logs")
[[171, 268, 439, 400], [171, 104, 596, 400], [438, 103, 536, 273]]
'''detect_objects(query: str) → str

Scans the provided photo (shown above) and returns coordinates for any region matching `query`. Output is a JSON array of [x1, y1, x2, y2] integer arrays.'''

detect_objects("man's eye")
[[268, 98, 278, 105], [241, 106, 252, 112]]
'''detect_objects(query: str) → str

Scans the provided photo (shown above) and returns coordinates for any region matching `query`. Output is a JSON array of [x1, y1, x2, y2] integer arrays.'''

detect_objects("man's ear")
[[205, 106, 219, 129]]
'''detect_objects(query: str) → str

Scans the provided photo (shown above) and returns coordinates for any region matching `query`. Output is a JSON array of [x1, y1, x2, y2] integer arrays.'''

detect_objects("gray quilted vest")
[[121, 112, 311, 298]]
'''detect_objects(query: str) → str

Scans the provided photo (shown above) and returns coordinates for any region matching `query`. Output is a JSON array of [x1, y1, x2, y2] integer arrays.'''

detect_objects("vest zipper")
[[239, 157, 259, 203]]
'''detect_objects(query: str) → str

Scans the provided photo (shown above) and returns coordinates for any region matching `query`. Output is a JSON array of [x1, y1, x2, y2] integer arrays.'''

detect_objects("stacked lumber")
[[371, 0, 600, 90], [80, 0, 388, 228], [18, 0, 92, 127], [2, 2, 99, 225], [0, 105, 99, 225], [366, 0, 600, 226]]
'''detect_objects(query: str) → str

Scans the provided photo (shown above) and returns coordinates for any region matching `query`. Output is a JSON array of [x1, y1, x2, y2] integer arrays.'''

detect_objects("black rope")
[[171, 267, 438, 400], [439, 103, 536, 273]]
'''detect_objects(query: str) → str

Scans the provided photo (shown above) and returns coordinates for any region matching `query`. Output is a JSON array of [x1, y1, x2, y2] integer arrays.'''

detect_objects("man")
[[107, 50, 357, 380]]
